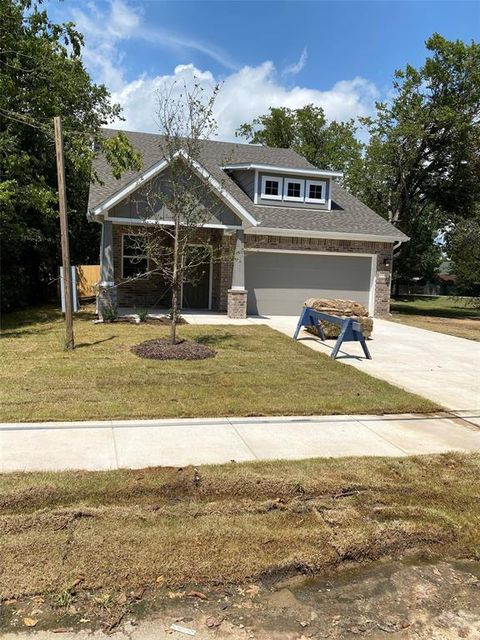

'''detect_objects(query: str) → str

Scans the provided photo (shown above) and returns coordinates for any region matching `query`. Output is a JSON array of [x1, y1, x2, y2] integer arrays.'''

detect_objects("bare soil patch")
[[0, 454, 479, 633], [2, 561, 480, 638], [131, 338, 216, 360]]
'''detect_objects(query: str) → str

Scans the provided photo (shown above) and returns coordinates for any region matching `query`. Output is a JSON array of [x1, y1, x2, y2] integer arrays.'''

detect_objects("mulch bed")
[[131, 338, 216, 361]]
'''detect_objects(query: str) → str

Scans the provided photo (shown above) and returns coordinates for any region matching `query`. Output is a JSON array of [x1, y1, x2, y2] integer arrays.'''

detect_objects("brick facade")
[[108, 223, 393, 317]]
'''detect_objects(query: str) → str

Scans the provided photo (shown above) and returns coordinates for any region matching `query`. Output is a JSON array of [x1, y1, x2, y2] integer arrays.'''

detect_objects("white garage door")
[[245, 250, 374, 316]]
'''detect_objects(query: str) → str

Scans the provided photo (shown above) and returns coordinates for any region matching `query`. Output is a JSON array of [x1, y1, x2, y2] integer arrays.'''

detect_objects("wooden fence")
[[76, 265, 100, 299]]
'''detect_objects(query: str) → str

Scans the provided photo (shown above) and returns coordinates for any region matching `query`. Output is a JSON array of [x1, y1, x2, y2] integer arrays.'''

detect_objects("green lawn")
[[0, 305, 436, 422], [391, 296, 480, 341]]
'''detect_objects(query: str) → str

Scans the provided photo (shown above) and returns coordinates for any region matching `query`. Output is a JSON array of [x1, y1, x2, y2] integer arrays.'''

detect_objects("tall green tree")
[[359, 34, 480, 286], [0, 0, 141, 311], [237, 105, 364, 193], [446, 213, 480, 299]]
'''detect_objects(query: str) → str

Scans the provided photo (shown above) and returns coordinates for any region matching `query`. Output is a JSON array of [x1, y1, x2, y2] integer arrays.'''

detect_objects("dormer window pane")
[[309, 184, 323, 200], [265, 180, 279, 196], [287, 182, 301, 198], [305, 179, 327, 204], [283, 179, 305, 201], [261, 175, 283, 200]]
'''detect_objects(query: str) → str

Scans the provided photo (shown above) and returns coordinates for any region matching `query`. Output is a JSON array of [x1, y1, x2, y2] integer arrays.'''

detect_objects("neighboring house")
[[88, 130, 408, 319], [396, 270, 457, 297]]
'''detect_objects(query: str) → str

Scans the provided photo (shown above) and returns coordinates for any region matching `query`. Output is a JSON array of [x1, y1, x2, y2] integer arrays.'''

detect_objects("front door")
[[182, 249, 211, 309]]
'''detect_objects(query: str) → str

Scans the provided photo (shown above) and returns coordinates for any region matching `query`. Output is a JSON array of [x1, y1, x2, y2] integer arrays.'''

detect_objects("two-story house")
[[88, 130, 407, 318]]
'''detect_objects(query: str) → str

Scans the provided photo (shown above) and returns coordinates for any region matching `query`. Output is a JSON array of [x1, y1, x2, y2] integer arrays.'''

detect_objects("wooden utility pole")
[[54, 116, 75, 350]]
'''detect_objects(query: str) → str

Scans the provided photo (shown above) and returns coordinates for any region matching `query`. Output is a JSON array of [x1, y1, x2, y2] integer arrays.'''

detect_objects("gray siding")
[[109, 168, 242, 227], [256, 172, 331, 210], [245, 251, 372, 315], [228, 169, 255, 200]]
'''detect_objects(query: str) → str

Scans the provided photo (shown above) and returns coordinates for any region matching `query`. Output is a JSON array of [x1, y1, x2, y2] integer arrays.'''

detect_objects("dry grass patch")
[[390, 313, 480, 341], [1, 453, 479, 602], [0, 305, 437, 421], [391, 296, 480, 341]]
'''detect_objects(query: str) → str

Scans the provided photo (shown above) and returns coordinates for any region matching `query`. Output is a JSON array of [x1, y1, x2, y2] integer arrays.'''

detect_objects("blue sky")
[[48, 0, 479, 139]]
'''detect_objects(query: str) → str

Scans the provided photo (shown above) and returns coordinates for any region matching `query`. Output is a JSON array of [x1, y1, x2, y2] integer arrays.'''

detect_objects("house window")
[[283, 179, 305, 202], [305, 180, 326, 204], [261, 175, 283, 200], [122, 234, 148, 278]]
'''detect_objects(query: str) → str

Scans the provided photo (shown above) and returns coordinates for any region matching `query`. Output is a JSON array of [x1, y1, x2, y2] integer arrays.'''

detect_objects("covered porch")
[[98, 221, 248, 319]]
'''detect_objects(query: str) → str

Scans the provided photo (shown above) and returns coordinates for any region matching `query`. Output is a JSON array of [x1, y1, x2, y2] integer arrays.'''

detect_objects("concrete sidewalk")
[[1, 412, 479, 472]]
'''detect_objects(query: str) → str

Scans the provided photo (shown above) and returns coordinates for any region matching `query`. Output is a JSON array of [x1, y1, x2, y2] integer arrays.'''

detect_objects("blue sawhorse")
[[293, 307, 372, 360]]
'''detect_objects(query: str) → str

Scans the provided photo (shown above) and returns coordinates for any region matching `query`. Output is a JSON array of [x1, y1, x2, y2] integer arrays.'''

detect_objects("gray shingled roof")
[[89, 129, 407, 241]]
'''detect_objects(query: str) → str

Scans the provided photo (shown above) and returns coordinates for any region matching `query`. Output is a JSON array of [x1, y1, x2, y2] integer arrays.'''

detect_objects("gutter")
[[222, 163, 344, 179], [245, 226, 408, 244]]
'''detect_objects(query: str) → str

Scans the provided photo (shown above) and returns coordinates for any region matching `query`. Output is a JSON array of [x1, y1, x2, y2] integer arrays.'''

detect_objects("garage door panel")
[[245, 252, 372, 316]]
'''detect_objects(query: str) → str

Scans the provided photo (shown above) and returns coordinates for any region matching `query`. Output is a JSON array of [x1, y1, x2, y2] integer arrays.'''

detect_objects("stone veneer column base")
[[97, 285, 118, 319], [227, 289, 247, 319]]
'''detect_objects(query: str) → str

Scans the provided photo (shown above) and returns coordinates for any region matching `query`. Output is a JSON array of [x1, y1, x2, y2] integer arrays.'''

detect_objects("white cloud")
[[68, 0, 379, 139], [70, 0, 237, 92], [110, 61, 380, 141], [140, 26, 239, 71], [70, 0, 140, 91], [282, 47, 308, 76]]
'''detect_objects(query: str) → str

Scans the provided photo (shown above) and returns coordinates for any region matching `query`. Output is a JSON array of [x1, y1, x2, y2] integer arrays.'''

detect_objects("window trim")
[[305, 180, 327, 204], [260, 175, 283, 201], [283, 178, 305, 202], [121, 233, 149, 279]]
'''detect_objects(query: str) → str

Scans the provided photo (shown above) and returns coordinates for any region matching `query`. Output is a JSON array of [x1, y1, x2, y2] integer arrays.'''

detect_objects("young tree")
[[237, 105, 364, 194], [126, 82, 231, 344], [0, 0, 141, 311]]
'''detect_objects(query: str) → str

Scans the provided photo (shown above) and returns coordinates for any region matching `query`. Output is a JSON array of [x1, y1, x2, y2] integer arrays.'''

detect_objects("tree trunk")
[[170, 218, 180, 345]]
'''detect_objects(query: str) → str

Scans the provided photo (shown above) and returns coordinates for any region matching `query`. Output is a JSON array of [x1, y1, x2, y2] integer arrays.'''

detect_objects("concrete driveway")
[[259, 316, 480, 411]]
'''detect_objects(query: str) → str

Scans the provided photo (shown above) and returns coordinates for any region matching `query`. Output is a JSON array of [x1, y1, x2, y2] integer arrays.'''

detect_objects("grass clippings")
[[1, 453, 479, 603], [0, 305, 437, 422], [131, 338, 216, 360]]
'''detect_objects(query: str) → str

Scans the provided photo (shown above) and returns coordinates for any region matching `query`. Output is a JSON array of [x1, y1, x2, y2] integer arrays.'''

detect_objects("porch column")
[[227, 229, 247, 319], [98, 220, 117, 318]]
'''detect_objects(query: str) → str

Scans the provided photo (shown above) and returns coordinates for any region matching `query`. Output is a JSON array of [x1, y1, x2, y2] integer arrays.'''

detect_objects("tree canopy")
[[0, 0, 141, 311], [237, 105, 364, 194], [238, 35, 480, 292]]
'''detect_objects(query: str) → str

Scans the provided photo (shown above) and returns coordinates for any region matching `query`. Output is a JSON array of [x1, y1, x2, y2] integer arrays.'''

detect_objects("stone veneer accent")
[[98, 284, 117, 318], [227, 289, 247, 319], [109, 224, 393, 316]]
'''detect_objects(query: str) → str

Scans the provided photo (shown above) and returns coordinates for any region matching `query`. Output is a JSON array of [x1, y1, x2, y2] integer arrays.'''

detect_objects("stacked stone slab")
[[304, 298, 373, 339]]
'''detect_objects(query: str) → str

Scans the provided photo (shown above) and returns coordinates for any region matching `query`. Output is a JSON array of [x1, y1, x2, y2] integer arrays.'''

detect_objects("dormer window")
[[261, 175, 283, 200], [257, 174, 329, 206], [283, 179, 305, 202], [305, 180, 326, 204]]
